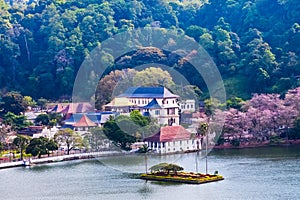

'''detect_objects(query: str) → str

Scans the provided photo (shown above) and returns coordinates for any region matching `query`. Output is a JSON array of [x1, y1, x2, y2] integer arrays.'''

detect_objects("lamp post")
[[205, 118, 210, 175]]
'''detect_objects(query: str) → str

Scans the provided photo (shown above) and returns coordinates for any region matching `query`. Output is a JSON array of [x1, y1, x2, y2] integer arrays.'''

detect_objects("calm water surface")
[[1, 146, 299, 200]]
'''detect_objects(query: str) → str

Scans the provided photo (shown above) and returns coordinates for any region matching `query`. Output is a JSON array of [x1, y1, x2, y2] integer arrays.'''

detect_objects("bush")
[[230, 139, 240, 147]]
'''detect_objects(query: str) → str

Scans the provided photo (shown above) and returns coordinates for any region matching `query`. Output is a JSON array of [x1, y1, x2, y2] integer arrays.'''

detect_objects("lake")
[[0, 146, 299, 200]]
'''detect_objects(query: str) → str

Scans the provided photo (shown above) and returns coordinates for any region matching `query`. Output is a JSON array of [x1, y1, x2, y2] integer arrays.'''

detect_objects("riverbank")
[[0, 151, 126, 170], [1, 140, 299, 170], [213, 139, 300, 150]]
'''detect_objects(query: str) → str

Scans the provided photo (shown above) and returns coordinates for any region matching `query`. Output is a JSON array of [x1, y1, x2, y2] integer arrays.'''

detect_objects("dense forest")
[[0, 0, 299, 101]]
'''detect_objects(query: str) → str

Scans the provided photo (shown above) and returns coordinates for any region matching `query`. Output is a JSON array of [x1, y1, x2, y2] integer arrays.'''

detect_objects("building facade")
[[143, 125, 201, 154], [105, 87, 180, 125]]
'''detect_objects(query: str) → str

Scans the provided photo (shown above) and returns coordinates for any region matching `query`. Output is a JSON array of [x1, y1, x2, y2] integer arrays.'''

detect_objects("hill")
[[0, 0, 299, 100]]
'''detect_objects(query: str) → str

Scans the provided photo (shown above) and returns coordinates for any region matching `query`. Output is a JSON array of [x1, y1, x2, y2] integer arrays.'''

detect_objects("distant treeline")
[[0, 0, 299, 100]]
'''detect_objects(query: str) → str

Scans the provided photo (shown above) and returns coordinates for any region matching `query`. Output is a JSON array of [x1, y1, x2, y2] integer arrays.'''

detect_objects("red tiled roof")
[[144, 125, 191, 142], [73, 115, 96, 127], [61, 103, 93, 114]]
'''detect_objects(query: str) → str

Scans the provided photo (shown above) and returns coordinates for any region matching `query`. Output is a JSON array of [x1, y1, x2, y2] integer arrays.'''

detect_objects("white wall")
[[147, 138, 201, 154]]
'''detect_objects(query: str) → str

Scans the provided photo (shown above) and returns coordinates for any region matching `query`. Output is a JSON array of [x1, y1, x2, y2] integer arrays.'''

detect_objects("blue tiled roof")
[[143, 112, 150, 117], [63, 114, 84, 123], [142, 98, 161, 109], [118, 87, 178, 98]]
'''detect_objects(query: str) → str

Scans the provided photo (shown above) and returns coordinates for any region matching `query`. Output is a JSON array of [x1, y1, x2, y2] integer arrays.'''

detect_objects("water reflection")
[[0, 146, 299, 200]]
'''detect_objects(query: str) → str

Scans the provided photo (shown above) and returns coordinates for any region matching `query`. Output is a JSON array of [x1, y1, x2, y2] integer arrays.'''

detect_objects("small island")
[[140, 163, 224, 184]]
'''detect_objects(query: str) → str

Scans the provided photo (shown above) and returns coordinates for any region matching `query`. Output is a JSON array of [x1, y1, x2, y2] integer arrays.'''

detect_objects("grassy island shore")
[[140, 172, 224, 184]]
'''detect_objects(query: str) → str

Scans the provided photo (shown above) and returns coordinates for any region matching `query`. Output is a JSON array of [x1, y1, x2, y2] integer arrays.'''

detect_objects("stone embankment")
[[0, 151, 125, 170]]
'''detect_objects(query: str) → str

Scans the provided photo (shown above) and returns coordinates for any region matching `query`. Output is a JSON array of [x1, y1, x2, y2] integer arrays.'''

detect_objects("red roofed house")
[[143, 125, 201, 154], [72, 114, 97, 133]]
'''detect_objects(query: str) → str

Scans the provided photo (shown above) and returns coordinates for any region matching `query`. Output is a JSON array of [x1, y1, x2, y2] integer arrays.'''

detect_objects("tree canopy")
[[54, 128, 82, 155], [26, 137, 58, 158], [0, 0, 298, 101]]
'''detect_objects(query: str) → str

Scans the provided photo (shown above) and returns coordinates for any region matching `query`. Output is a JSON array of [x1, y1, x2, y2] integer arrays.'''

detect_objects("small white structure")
[[179, 99, 196, 113], [144, 125, 201, 154], [32, 126, 59, 139]]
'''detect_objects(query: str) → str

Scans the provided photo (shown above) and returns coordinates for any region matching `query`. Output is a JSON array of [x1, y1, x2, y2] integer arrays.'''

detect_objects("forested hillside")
[[0, 0, 299, 100]]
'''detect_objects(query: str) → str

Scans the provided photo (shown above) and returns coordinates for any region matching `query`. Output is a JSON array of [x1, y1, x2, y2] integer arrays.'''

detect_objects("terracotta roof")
[[144, 125, 191, 142], [61, 103, 94, 114], [73, 115, 97, 127], [49, 104, 65, 113]]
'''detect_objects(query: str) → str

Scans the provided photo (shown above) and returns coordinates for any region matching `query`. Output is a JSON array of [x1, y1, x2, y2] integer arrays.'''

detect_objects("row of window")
[[148, 140, 196, 148], [181, 104, 194, 109], [130, 99, 151, 105], [129, 98, 176, 105]]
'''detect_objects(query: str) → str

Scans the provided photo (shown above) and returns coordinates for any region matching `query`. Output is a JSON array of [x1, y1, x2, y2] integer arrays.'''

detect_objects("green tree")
[[133, 67, 175, 89], [49, 113, 63, 126], [26, 137, 58, 158], [103, 117, 136, 151], [0, 141, 4, 153], [225, 97, 245, 110], [197, 122, 209, 137], [0, 92, 27, 115], [54, 128, 82, 155], [230, 138, 240, 147], [289, 117, 300, 139], [37, 98, 48, 110], [3, 112, 31, 131], [35, 114, 50, 126], [23, 96, 36, 108], [13, 135, 30, 160], [95, 69, 137, 109], [130, 110, 149, 127], [85, 127, 108, 151]]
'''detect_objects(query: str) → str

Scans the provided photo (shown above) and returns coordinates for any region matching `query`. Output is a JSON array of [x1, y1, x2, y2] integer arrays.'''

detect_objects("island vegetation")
[[140, 162, 224, 184]]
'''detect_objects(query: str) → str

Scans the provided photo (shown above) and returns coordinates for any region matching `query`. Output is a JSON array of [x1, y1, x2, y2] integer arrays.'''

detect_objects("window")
[[155, 110, 160, 115]]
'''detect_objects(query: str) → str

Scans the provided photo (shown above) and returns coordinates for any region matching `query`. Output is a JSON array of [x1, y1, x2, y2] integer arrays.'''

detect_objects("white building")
[[143, 125, 201, 154], [32, 126, 59, 139], [179, 99, 196, 113], [105, 87, 180, 125]]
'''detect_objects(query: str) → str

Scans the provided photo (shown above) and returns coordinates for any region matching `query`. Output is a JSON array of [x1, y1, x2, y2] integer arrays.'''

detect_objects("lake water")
[[0, 146, 299, 200]]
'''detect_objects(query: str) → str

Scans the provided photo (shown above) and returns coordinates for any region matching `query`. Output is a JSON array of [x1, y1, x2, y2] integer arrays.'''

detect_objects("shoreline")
[[0, 151, 126, 170], [1, 141, 299, 170], [212, 139, 300, 150]]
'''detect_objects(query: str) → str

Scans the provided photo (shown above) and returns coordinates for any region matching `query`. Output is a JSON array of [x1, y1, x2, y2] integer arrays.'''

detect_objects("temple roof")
[[73, 115, 97, 127], [142, 98, 161, 109], [118, 87, 178, 98]]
